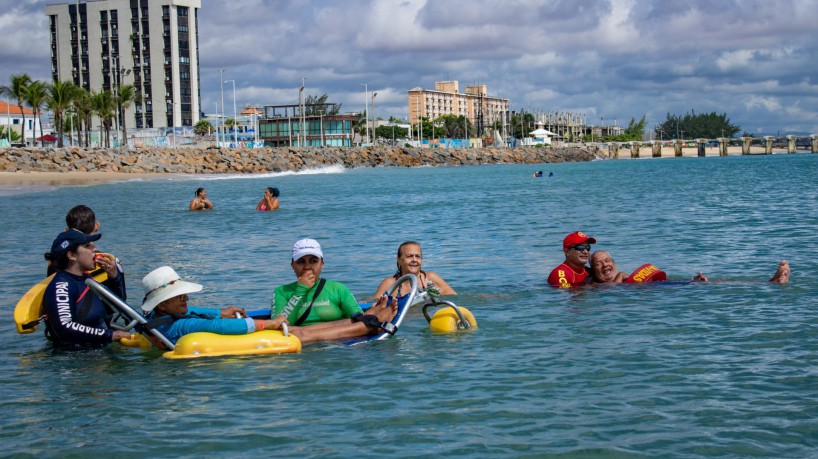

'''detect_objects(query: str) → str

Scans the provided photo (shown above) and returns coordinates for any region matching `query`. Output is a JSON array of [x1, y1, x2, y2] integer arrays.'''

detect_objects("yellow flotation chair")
[[85, 278, 301, 359], [418, 287, 477, 334], [14, 256, 112, 334]]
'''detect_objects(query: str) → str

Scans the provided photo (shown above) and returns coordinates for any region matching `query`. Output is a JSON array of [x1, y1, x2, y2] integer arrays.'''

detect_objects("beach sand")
[[0, 171, 165, 187]]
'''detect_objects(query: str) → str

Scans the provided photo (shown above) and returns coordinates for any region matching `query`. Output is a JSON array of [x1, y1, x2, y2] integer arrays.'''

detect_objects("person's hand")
[[693, 272, 709, 282], [220, 306, 247, 318], [267, 314, 288, 330], [95, 253, 119, 279], [112, 330, 130, 342], [297, 270, 317, 289]]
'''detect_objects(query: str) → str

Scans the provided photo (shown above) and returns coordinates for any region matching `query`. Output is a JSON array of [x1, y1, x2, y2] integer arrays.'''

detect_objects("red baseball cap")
[[563, 231, 597, 248]]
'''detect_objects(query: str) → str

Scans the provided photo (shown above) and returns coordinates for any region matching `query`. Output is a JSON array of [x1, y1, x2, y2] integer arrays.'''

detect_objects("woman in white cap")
[[43, 229, 129, 347], [372, 241, 456, 298], [271, 238, 399, 343], [141, 266, 283, 346]]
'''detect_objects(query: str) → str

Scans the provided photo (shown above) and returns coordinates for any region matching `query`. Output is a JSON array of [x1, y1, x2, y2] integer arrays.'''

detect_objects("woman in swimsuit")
[[372, 241, 456, 298], [189, 187, 214, 211], [256, 187, 280, 211]]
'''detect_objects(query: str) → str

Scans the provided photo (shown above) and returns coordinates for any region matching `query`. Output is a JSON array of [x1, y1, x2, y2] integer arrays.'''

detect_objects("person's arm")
[[255, 198, 265, 210], [612, 271, 628, 283], [268, 197, 280, 210], [427, 271, 456, 295], [203, 198, 214, 209], [371, 276, 394, 298], [189, 198, 203, 210]]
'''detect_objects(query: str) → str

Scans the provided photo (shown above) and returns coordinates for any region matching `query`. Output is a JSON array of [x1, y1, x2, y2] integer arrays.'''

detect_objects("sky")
[[2, 0, 817, 135]]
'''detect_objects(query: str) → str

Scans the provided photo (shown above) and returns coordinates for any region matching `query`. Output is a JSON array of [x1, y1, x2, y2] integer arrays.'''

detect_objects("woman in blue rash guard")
[[43, 229, 130, 347]]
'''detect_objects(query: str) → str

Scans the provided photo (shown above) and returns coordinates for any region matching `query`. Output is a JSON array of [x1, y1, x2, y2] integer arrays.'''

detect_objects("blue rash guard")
[[43, 270, 127, 347], [146, 306, 257, 344]]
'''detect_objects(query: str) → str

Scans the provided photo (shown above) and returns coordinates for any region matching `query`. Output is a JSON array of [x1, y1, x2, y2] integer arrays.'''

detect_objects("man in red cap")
[[548, 231, 597, 287]]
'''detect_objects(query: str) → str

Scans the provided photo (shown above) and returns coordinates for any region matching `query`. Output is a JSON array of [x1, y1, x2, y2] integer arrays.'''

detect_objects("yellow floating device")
[[162, 330, 302, 359], [429, 306, 477, 334]]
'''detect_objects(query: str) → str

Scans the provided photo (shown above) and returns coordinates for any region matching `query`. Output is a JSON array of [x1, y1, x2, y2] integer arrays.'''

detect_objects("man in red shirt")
[[548, 231, 597, 287]]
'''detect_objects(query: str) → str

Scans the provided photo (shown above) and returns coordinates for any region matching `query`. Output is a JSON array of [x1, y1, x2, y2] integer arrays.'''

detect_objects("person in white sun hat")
[[141, 266, 282, 346]]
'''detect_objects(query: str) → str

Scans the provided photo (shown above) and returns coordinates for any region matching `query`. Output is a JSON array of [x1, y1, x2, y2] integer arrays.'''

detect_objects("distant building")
[[0, 101, 43, 144], [45, 0, 202, 131], [258, 103, 357, 147], [407, 81, 509, 136]]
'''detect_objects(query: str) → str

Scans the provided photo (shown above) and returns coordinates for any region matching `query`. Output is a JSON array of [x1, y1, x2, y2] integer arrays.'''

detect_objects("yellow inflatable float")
[[85, 278, 301, 359], [14, 256, 112, 334]]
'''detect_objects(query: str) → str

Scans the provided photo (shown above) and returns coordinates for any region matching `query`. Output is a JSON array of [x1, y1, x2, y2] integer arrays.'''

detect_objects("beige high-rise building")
[[407, 81, 509, 135], [46, 0, 201, 130]]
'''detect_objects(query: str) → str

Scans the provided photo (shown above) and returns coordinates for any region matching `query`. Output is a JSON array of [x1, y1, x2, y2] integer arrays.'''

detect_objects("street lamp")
[[225, 79, 237, 144], [361, 83, 370, 145], [371, 91, 377, 145]]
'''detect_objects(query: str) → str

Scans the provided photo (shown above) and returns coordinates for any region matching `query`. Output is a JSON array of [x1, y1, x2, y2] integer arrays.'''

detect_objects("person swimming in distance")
[[533, 171, 543, 177], [256, 187, 280, 211], [189, 187, 214, 211], [372, 241, 456, 298]]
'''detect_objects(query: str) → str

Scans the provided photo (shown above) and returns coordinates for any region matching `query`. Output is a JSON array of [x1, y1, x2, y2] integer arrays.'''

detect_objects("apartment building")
[[407, 81, 509, 135], [46, 0, 201, 130]]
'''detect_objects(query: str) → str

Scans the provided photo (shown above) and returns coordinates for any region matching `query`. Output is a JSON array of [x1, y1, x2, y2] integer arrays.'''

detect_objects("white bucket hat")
[[141, 266, 203, 312], [291, 238, 323, 261]]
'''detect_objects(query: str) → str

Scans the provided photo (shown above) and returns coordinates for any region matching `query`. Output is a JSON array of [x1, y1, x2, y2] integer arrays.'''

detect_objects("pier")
[[602, 135, 818, 159]]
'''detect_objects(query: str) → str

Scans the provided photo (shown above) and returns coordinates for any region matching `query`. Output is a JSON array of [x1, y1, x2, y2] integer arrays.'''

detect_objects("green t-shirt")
[[272, 279, 362, 326]]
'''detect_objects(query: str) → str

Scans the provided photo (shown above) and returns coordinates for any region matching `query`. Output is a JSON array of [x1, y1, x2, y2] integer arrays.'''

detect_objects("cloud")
[[1, 0, 816, 134]]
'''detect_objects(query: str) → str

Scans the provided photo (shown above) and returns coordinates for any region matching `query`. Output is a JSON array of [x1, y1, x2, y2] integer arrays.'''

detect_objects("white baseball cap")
[[291, 238, 323, 261]]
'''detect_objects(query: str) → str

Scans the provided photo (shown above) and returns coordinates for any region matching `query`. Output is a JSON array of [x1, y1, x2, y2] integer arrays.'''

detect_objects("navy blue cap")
[[50, 229, 101, 259]]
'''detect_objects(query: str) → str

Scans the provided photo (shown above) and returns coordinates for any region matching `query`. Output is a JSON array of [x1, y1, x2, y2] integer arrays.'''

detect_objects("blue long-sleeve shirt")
[[43, 270, 126, 346], [146, 306, 256, 344]]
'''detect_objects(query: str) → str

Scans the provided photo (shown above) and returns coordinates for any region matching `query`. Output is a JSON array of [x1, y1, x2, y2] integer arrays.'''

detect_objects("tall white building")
[[46, 0, 201, 130]]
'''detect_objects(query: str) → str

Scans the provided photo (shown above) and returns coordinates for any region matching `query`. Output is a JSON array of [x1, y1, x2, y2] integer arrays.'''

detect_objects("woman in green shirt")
[[271, 238, 396, 343]]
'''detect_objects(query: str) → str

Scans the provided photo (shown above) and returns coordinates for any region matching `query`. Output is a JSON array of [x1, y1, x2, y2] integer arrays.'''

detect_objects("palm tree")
[[24, 80, 47, 147], [116, 84, 140, 146], [46, 80, 77, 147], [92, 90, 115, 148], [73, 88, 93, 147], [194, 119, 212, 136], [0, 73, 32, 144]]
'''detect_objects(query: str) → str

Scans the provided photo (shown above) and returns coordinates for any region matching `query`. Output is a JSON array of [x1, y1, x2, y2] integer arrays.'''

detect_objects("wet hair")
[[266, 187, 280, 198], [65, 205, 96, 235], [195, 187, 205, 197], [393, 241, 425, 279]]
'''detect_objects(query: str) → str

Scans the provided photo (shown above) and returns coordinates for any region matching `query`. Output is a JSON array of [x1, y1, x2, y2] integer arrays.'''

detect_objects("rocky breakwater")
[[0, 145, 599, 174]]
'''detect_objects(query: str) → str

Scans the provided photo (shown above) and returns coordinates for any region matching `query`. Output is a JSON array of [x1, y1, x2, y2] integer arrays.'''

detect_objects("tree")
[[0, 125, 22, 142], [374, 124, 408, 143], [74, 88, 93, 147], [436, 114, 471, 138], [194, 119, 212, 136], [24, 80, 47, 147], [304, 94, 341, 115], [509, 111, 535, 140], [0, 73, 32, 143], [116, 84, 140, 144], [655, 110, 741, 140], [46, 80, 77, 147], [92, 90, 115, 148]]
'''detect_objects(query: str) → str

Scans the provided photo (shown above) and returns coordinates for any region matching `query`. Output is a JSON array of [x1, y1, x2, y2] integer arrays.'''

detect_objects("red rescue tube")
[[625, 263, 668, 283]]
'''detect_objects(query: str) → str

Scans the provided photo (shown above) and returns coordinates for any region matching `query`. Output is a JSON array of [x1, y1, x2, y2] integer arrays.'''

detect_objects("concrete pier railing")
[[605, 134, 817, 159]]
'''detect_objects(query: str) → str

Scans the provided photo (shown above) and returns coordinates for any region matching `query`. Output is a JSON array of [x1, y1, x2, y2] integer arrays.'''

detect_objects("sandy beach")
[[0, 171, 167, 187]]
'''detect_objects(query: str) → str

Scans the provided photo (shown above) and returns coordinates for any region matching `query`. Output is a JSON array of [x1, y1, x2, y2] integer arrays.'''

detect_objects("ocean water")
[[1, 154, 816, 458]]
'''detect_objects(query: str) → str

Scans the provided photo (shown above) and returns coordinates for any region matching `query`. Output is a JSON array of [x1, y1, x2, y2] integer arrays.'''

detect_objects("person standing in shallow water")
[[256, 187, 280, 211], [189, 188, 214, 211]]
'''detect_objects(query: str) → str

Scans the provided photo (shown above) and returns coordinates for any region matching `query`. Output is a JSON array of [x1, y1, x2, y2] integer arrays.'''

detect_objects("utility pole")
[[361, 83, 370, 145], [218, 68, 225, 146]]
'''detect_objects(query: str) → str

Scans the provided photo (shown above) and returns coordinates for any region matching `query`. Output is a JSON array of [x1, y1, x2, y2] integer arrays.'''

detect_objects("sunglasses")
[[569, 244, 592, 252]]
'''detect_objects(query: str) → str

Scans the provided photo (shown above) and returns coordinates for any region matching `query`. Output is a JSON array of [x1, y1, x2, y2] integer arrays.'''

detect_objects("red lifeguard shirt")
[[548, 263, 591, 288]]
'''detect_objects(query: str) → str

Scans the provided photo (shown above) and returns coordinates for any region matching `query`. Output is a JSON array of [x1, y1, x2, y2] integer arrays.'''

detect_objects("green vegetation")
[[655, 110, 740, 140], [304, 94, 341, 115], [194, 120, 213, 136]]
